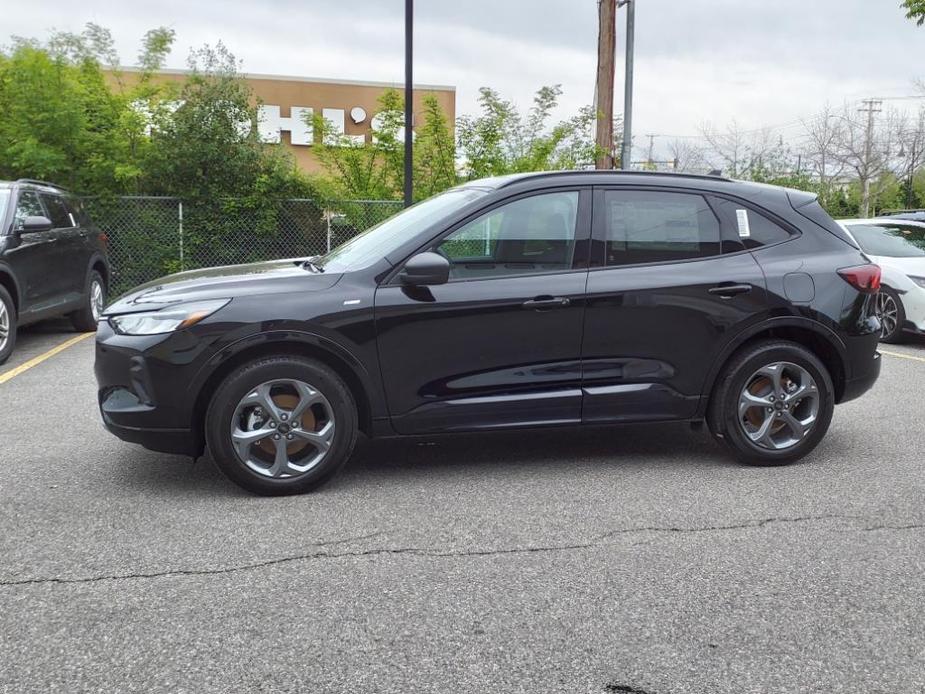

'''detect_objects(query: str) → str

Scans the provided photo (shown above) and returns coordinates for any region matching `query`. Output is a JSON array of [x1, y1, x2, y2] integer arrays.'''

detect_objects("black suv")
[[0, 180, 110, 363], [95, 172, 882, 495]]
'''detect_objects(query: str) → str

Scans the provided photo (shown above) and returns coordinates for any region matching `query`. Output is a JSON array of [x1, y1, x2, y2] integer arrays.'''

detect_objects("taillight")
[[838, 264, 881, 294], [98, 232, 109, 246]]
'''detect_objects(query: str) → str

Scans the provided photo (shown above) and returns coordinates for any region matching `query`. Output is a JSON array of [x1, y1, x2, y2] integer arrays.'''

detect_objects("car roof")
[[0, 179, 69, 194], [457, 170, 813, 205]]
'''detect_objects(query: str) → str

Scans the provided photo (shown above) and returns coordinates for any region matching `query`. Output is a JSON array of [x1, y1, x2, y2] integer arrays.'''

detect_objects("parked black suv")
[[95, 172, 882, 495], [0, 180, 110, 363]]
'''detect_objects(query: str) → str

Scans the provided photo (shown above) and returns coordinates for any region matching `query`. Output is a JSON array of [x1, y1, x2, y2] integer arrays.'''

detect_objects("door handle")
[[709, 283, 752, 298], [523, 296, 571, 310]]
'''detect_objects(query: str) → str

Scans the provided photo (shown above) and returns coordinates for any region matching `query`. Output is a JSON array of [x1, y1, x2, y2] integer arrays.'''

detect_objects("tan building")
[[110, 68, 456, 174]]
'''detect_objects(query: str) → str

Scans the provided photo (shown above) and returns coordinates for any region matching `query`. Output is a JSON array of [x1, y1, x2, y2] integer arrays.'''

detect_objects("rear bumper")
[[840, 350, 881, 404]]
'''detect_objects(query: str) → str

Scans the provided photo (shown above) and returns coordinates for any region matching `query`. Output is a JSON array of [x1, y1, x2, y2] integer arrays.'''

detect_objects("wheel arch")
[[700, 318, 849, 417], [190, 333, 378, 454], [88, 253, 110, 291], [0, 266, 20, 315]]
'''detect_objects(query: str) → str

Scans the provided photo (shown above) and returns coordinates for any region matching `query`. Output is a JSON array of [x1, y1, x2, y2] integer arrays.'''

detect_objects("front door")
[[7, 190, 62, 315], [581, 187, 768, 423], [375, 189, 591, 434]]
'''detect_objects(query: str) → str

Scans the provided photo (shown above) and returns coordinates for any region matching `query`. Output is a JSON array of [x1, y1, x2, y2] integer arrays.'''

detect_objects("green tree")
[[456, 85, 604, 179], [311, 88, 457, 202], [0, 23, 178, 194], [903, 0, 925, 25]]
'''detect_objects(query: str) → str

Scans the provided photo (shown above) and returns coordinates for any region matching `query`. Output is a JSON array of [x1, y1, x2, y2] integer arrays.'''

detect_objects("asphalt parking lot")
[[1, 323, 923, 694]]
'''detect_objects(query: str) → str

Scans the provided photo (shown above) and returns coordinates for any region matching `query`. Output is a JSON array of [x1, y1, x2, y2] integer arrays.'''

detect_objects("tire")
[[0, 284, 17, 366], [877, 287, 906, 344], [707, 340, 834, 466], [70, 270, 106, 332], [205, 355, 358, 495]]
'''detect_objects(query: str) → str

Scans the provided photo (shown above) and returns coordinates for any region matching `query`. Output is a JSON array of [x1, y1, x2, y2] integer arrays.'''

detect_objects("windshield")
[[0, 190, 9, 230], [320, 188, 487, 272], [847, 224, 925, 258]]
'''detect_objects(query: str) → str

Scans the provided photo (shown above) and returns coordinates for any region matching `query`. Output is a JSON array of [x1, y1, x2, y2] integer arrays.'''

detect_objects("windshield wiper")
[[302, 257, 325, 273]]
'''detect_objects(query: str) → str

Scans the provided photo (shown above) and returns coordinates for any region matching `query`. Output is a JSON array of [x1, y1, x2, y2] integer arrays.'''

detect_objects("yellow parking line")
[[880, 349, 925, 364], [0, 332, 94, 385]]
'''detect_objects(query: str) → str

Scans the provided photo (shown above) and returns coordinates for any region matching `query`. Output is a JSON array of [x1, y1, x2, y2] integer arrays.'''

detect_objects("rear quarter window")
[[709, 196, 793, 250]]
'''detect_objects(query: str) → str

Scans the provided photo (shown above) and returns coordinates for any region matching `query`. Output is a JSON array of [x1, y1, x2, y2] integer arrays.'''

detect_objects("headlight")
[[910, 276, 925, 289], [109, 299, 230, 336]]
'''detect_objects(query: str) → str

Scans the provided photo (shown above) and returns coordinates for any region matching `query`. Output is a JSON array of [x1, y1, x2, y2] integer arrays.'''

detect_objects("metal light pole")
[[620, 0, 635, 170], [404, 0, 414, 207]]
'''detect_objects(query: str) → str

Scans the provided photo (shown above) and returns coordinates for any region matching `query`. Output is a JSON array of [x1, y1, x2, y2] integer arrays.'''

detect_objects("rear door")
[[375, 188, 592, 434], [39, 192, 86, 306], [581, 187, 768, 423]]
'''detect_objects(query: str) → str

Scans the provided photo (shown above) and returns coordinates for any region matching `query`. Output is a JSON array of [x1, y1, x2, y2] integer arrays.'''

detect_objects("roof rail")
[[495, 169, 732, 187], [15, 178, 68, 191]]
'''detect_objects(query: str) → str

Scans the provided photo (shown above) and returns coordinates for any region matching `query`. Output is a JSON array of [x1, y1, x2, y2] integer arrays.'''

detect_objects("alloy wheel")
[[230, 378, 335, 478], [0, 300, 9, 352], [737, 361, 820, 451], [876, 292, 899, 338], [90, 280, 104, 322]]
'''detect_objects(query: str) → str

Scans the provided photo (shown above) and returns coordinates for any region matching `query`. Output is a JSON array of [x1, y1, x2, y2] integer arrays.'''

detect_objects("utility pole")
[[858, 98, 882, 217], [645, 133, 657, 167], [594, 0, 616, 169], [403, 0, 414, 207], [620, 0, 635, 171]]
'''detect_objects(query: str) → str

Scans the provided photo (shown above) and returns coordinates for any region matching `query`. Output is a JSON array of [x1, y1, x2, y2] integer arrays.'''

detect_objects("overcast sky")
[[5, 0, 924, 158]]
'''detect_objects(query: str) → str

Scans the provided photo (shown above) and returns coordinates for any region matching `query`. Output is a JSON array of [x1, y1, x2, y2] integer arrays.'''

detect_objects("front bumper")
[[95, 321, 206, 456]]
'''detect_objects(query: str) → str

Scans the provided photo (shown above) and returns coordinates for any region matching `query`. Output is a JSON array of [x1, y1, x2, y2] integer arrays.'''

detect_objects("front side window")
[[436, 191, 580, 280], [13, 191, 45, 231], [601, 190, 720, 266], [848, 224, 925, 258], [39, 194, 74, 229]]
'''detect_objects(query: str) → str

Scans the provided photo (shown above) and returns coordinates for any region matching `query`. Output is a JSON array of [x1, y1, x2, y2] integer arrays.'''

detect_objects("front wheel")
[[708, 340, 834, 466], [0, 284, 17, 365], [205, 355, 358, 495]]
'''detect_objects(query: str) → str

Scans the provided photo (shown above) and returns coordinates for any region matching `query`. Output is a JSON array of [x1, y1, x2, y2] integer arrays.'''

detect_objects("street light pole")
[[404, 0, 414, 207], [620, 0, 635, 170]]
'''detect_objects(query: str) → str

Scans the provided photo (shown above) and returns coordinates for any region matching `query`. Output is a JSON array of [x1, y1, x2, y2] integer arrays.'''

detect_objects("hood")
[[105, 258, 342, 315]]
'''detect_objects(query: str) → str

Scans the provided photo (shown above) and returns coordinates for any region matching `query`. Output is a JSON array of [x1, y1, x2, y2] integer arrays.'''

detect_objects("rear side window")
[[63, 197, 90, 226], [13, 191, 45, 230], [39, 194, 74, 228], [600, 190, 721, 266], [710, 197, 792, 250]]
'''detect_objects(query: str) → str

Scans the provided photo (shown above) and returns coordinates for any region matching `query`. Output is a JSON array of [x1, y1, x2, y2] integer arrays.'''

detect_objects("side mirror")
[[21, 215, 53, 233], [399, 252, 450, 286]]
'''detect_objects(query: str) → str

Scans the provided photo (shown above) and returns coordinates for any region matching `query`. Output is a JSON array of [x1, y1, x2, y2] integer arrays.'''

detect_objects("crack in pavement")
[[1, 515, 918, 588]]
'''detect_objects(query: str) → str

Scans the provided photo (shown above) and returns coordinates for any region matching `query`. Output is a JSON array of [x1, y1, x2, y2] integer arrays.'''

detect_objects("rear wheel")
[[708, 340, 834, 466], [70, 270, 105, 332], [0, 285, 16, 365], [205, 355, 358, 495], [876, 287, 905, 344]]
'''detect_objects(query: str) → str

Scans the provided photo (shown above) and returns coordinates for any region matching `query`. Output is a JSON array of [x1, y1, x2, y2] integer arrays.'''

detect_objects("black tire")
[[70, 270, 105, 332], [707, 340, 834, 466], [205, 355, 358, 495], [877, 286, 906, 344], [0, 284, 17, 366]]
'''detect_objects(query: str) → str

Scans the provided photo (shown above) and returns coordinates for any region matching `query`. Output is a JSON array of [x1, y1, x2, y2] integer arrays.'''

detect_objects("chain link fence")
[[81, 197, 404, 296]]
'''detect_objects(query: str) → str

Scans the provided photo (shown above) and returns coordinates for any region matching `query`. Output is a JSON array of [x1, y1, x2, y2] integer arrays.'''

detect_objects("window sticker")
[[736, 209, 751, 238]]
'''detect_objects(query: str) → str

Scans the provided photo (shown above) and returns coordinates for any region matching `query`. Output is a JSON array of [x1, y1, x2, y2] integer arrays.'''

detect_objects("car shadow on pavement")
[[111, 421, 735, 497]]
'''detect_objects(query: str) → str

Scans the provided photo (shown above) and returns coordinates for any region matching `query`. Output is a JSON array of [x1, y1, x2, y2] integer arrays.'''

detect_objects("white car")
[[839, 218, 925, 342]]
